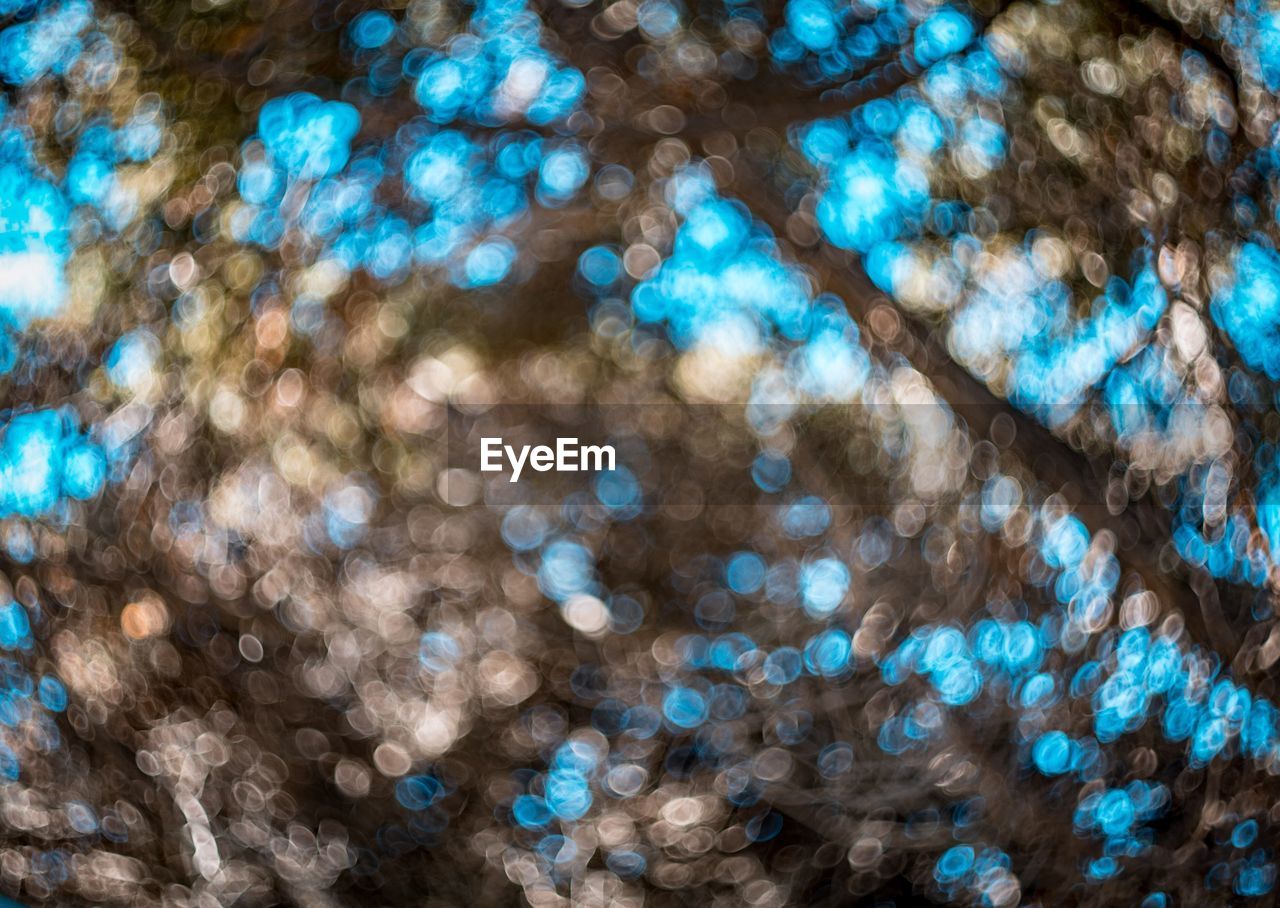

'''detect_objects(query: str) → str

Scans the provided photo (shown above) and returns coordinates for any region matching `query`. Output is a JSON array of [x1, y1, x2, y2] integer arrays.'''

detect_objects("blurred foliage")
[[2, 0, 1280, 905]]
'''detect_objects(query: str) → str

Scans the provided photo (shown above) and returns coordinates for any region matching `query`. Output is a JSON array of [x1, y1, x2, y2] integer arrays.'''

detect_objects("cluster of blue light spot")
[[64, 109, 161, 229], [801, 42, 1183, 434], [801, 44, 1006, 253], [0, 409, 106, 525], [236, 102, 589, 291], [0, 132, 71, 334], [512, 741, 598, 837], [771, 0, 974, 86], [817, 138, 931, 254], [1103, 344, 1197, 445], [412, 0, 583, 126], [1174, 459, 1274, 588], [881, 617, 1045, 722], [0, 605, 71, 784], [981, 489, 1121, 640], [893, 597, 1280, 773], [882, 602, 1280, 882], [1221, 0, 1280, 91], [1234, 851, 1278, 897], [867, 458, 1280, 890], [633, 174, 808, 350], [0, 105, 159, 346], [670, 625, 854, 683], [0, 0, 92, 87], [234, 0, 590, 294], [1212, 242, 1280, 380], [0, 82, 161, 475], [259, 93, 360, 181], [628, 167, 872, 407], [1074, 781, 1167, 880], [1003, 260, 1168, 426], [932, 843, 1018, 903]]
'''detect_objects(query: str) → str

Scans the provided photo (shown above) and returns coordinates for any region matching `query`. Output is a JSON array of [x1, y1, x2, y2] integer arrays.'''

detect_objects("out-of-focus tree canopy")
[[3, 0, 1280, 905]]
